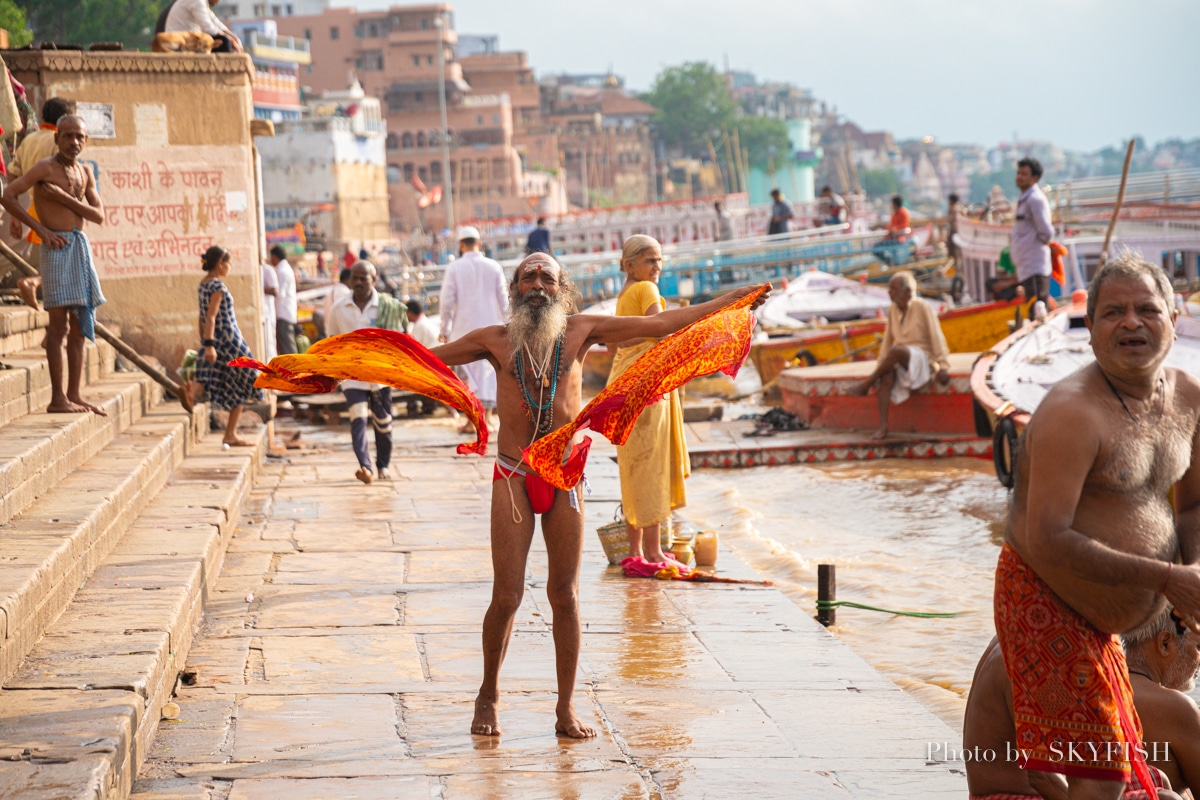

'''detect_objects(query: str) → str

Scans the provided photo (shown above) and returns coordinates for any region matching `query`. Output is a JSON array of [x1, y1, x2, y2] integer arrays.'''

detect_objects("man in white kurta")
[[439, 226, 508, 419], [849, 271, 951, 439]]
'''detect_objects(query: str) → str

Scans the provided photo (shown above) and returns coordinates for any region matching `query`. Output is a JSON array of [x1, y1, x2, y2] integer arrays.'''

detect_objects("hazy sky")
[[336, 0, 1198, 152]]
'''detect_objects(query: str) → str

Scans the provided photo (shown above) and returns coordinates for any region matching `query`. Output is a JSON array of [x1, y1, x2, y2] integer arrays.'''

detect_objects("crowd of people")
[[3, 85, 1196, 796]]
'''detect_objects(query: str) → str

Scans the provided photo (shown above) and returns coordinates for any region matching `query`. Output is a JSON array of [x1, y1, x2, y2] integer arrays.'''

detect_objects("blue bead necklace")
[[515, 333, 563, 435]]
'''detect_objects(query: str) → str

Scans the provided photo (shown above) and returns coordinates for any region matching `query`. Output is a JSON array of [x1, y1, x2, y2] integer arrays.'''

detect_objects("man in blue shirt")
[[768, 189, 793, 235], [525, 217, 552, 255]]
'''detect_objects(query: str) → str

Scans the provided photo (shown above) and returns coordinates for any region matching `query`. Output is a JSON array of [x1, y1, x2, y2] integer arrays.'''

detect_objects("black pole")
[[817, 564, 836, 627]]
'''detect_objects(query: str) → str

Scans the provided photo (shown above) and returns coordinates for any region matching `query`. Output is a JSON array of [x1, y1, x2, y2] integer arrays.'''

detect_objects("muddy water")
[[682, 458, 1010, 731]]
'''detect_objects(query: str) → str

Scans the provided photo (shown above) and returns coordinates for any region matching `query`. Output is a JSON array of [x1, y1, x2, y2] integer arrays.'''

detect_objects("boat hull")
[[752, 298, 1024, 388]]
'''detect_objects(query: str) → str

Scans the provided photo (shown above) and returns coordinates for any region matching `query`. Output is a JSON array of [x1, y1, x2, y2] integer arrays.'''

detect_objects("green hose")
[[816, 599, 968, 619]]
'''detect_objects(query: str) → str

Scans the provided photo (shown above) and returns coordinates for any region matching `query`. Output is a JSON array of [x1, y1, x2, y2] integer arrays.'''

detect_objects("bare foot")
[[17, 277, 39, 311], [847, 380, 871, 397], [223, 436, 254, 447], [458, 422, 476, 435], [471, 693, 501, 736], [555, 705, 597, 739], [869, 428, 889, 441], [47, 399, 89, 414], [377, 467, 391, 480], [65, 396, 108, 416], [355, 466, 373, 485]]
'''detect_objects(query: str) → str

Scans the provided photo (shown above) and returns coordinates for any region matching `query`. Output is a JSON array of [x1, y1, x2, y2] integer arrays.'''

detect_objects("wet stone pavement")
[[132, 418, 966, 800]]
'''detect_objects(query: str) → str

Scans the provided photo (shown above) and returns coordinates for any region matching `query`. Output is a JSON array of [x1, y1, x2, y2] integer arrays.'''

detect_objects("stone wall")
[[3, 51, 264, 371]]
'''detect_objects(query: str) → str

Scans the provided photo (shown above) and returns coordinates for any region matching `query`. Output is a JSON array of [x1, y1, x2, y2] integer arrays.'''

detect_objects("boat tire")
[[792, 349, 818, 367], [972, 396, 992, 438], [992, 416, 1018, 489]]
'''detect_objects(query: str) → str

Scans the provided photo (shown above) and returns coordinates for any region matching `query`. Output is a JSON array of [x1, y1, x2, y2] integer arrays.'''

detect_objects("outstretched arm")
[[430, 325, 496, 367], [583, 283, 769, 347]]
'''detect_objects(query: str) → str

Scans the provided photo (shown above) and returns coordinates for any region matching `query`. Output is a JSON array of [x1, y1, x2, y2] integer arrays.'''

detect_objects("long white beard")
[[507, 290, 569, 368]]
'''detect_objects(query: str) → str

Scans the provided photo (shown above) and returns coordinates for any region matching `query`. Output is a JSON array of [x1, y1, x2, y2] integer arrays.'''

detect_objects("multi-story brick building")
[[269, 4, 565, 232]]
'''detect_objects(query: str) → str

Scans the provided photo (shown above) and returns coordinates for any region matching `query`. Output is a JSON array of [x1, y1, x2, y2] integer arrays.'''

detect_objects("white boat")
[[756, 268, 891, 329]]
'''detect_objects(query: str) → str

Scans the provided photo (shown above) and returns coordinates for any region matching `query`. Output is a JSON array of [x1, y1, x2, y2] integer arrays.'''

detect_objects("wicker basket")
[[596, 506, 628, 566]]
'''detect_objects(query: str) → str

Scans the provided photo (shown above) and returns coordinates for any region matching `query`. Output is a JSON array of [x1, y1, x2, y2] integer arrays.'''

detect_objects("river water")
[[682, 457, 1010, 731]]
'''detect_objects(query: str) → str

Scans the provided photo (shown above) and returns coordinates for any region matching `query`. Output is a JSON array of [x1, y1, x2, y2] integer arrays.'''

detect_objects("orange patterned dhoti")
[[993, 544, 1155, 796]]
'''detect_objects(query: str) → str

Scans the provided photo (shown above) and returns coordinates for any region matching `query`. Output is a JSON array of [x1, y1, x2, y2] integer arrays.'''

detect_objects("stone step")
[[0, 403, 195, 686], [0, 339, 119, 427], [0, 306, 48, 359], [0, 374, 168, 531], [0, 432, 263, 799], [779, 350, 979, 434]]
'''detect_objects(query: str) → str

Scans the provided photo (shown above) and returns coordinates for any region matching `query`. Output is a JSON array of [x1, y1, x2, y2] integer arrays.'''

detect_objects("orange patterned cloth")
[[230, 329, 488, 456], [994, 543, 1155, 796], [523, 285, 768, 491]]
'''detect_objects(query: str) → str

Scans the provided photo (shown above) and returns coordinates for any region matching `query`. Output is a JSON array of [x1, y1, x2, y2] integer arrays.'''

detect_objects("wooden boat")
[[757, 269, 892, 329], [751, 297, 1025, 388], [971, 297, 1200, 485]]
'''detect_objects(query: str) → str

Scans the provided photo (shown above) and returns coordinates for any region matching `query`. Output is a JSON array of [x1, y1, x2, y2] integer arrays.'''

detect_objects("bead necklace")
[[514, 333, 563, 436]]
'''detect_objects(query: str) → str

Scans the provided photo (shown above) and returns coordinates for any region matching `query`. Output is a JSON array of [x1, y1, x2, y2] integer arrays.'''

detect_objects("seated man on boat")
[[1122, 606, 1200, 798], [961, 636, 1183, 800], [847, 271, 950, 440], [995, 253, 1200, 800]]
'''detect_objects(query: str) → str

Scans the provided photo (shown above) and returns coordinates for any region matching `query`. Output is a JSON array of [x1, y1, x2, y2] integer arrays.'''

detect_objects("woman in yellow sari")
[[608, 235, 689, 564]]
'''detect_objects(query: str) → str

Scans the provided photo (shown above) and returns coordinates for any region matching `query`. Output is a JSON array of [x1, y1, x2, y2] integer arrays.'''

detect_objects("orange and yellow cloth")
[[994, 543, 1156, 797], [523, 285, 768, 491], [230, 329, 487, 456]]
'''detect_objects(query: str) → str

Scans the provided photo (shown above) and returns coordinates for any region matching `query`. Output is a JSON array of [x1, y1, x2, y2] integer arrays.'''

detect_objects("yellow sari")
[[607, 281, 689, 527]]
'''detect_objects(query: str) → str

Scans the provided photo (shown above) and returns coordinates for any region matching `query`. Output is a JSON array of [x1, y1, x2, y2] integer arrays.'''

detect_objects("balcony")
[[247, 30, 312, 65]]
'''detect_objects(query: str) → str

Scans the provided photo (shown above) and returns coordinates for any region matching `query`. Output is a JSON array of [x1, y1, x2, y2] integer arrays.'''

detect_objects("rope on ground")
[[815, 599, 968, 619]]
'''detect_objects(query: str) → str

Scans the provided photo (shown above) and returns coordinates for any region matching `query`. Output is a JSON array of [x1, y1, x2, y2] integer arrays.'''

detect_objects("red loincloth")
[[994, 544, 1156, 797], [492, 459, 556, 515]]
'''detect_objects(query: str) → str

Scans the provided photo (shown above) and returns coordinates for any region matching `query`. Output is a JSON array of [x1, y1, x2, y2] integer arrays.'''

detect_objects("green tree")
[[641, 62, 738, 158], [860, 168, 900, 198], [22, 0, 161, 50], [731, 116, 790, 170], [0, 0, 32, 47]]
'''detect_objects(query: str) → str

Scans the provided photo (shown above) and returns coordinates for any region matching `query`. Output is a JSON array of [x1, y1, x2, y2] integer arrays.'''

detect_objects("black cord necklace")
[[1099, 369, 1163, 423]]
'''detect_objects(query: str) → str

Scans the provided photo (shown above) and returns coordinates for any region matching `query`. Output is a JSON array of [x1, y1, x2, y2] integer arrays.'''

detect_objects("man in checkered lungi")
[[1, 114, 107, 415]]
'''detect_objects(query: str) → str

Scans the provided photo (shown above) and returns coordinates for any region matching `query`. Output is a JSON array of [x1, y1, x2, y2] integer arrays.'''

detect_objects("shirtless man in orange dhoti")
[[997, 252, 1200, 799], [431, 253, 768, 739]]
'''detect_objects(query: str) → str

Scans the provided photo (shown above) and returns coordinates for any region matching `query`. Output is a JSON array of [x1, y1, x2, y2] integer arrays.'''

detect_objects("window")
[[426, 55, 432, 65], [416, 132, 426, 147], [303, 28, 311, 39], [354, 23, 363, 37], [285, 3, 293, 13], [418, 166, 428, 183], [386, 133, 398, 150], [226, 4, 238, 16], [400, 132, 413, 148], [412, 55, 420, 66], [430, 162, 442, 182], [420, 18, 428, 30], [476, 115, 483, 125], [492, 114, 499, 125], [271, 5, 281, 16], [368, 22, 378, 37], [253, 3, 264, 14], [403, 163, 414, 181], [415, 91, 422, 101], [330, 26, 339, 39]]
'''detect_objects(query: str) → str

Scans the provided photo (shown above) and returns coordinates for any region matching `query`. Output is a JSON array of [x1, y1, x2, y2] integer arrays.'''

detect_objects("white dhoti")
[[461, 359, 497, 409], [889, 346, 930, 404]]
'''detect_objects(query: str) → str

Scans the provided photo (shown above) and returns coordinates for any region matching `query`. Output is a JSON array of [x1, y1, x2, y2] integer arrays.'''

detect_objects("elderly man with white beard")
[[431, 253, 769, 739]]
